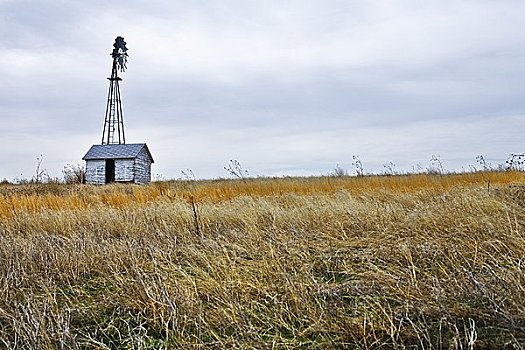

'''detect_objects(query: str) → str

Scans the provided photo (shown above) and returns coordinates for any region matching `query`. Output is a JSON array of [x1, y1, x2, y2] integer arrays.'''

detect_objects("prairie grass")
[[0, 172, 524, 348]]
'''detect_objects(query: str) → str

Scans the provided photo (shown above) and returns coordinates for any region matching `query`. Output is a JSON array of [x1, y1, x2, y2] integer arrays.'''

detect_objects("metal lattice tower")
[[101, 36, 128, 145]]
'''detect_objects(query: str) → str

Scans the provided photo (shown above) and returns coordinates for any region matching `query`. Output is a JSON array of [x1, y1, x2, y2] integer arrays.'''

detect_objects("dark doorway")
[[105, 159, 115, 183]]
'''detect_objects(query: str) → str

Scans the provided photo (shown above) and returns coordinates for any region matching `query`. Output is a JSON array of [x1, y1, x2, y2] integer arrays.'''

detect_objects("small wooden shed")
[[82, 143, 154, 184]]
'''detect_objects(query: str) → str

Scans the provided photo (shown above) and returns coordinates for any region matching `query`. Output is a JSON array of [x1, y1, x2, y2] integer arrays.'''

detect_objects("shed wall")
[[134, 149, 152, 184], [115, 159, 135, 182], [85, 160, 106, 185]]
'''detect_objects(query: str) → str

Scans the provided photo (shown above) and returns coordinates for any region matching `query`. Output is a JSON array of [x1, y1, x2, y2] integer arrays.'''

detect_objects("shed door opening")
[[105, 159, 115, 183]]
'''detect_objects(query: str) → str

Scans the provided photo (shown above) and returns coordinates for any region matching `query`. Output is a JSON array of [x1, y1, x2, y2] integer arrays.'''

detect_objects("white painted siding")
[[134, 149, 152, 184], [85, 160, 106, 184], [115, 159, 134, 182]]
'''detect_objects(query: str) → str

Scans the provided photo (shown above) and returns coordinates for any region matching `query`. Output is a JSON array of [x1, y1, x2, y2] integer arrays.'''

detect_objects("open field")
[[1, 172, 525, 349]]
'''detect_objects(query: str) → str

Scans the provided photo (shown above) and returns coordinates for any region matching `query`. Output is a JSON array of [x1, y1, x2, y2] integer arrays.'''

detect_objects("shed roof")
[[82, 143, 154, 162]]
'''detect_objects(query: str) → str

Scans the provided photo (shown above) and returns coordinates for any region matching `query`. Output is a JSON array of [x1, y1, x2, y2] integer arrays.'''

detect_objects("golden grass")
[[0, 172, 524, 348], [0, 171, 521, 216]]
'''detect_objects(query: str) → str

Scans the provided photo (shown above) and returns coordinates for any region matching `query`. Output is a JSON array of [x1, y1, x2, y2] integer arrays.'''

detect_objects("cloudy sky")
[[1, 0, 524, 180]]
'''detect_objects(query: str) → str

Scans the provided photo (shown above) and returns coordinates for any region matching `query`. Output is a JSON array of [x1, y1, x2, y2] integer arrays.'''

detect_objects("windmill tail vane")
[[101, 36, 128, 145]]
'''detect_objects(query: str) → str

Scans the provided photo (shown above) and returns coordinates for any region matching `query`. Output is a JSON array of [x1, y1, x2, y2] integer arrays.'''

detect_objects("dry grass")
[[0, 172, 525, 348]]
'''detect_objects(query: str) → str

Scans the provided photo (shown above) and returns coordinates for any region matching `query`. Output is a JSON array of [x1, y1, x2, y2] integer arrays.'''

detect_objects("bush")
[[63, 164, 85, 184]]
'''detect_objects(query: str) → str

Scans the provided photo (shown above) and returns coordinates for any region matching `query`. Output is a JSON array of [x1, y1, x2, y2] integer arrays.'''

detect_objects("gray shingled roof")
[[82, 143, 154, 162]]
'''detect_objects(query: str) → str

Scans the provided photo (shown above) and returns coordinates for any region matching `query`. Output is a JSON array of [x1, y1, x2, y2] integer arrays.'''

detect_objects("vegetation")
[[0, 172, 524, 348]]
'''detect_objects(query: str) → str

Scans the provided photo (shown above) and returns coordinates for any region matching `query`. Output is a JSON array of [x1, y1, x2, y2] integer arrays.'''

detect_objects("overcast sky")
[[1, 0, 524, 180]]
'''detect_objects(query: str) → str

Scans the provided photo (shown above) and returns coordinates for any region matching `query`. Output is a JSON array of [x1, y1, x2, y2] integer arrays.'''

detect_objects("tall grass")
[[0, 172, 524, 348], [0, 171, 521, 216]]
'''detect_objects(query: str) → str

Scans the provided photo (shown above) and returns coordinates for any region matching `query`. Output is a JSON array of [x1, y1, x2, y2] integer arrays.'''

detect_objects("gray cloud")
[[1, 0, 524, 180]]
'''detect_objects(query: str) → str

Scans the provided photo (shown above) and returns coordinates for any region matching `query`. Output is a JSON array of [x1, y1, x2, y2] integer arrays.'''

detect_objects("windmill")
[[101, 36, 128, 145], [83, 36, 154, 185]]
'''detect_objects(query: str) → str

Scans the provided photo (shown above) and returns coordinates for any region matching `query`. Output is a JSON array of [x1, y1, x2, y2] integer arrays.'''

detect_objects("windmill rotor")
[[112, 36, 128, 72]]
